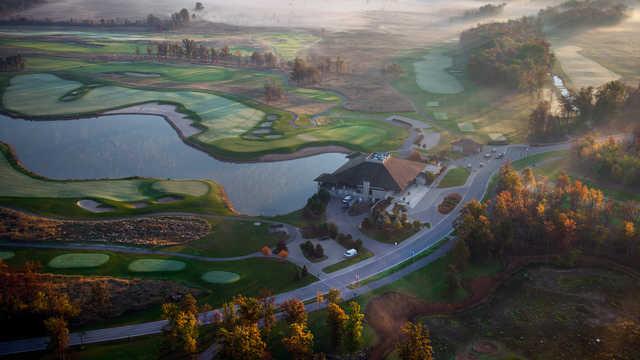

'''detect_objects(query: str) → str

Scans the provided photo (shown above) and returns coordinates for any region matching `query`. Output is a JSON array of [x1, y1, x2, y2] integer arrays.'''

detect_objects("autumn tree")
[[233, 295, 263, 325], [326, 288, 341, 304], [281, 298, 307, 325], [259, 290, 276, 336], [326, 302, 348, 351], [454, 200, 494, 262], [396, 321, 433, 360], [282, 322, 314, 359], [344, 301, 364, 354], [161, 293, 199, 355], [44, 317, 69, 360], [218, 323, 267, 360]]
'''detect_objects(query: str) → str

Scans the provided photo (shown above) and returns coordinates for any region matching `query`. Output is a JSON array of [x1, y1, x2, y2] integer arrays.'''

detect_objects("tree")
[[445, 264, 463, 299], [454, 200, 495, 262], [233, 295, 263, 325], [326, 288, 341, 304], [326, 302, 348, 350], [344, 301, 364, 354], [218, 323, 267, 360], [45, 317, 69, 360], [281, 298, 307, 325], [594, 80, 628, 122], [161, 294, 199, 354], [90, 281, 111, 316], [194, 2, 204, 11], [397, 322, 433, 360], [259, 290, 276, 336], [451, 239, 470, 272], [282, 322, 314, 359]]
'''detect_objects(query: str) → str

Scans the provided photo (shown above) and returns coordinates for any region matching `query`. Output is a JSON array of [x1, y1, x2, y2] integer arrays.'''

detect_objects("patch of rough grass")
[[438, 167, 470, 188], [48, 253, 110, 269], [413, 50, 464, 94], [128, 259, 186, 273], [458, 122, 476, 132], [151, 180, 209, 197], [201, 271, 241, 284], [0, 251, 15, 260]]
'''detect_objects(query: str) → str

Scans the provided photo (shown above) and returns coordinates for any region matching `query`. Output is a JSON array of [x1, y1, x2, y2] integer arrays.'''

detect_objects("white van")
[[344, 249, 358, 258]]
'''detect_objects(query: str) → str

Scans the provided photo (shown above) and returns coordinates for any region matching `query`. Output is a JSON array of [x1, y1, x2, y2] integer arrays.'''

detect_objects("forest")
[[460, 18, 554, 92], [574, 133, 640, 187], [455, 3, 507, 21], [539, 0, 629, 29]]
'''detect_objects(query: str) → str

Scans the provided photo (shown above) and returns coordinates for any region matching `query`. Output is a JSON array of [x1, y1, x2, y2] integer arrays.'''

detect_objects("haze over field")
[[14, 0, 554, 30]]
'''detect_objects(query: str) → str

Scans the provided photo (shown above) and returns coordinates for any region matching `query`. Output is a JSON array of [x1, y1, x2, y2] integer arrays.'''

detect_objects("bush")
[[302, 190, 331, 219], [438, 193, 462, 214], [300, 240, 325, 260]]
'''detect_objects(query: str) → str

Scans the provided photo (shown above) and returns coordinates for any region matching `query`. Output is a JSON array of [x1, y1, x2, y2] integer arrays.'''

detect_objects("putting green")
[[413, 50, 464, 94], [3, 74, 265, 141], [0, 251, 15, 260], [201, 271, 241, 284], [433, 112, 449, 121], [128, 259, 186, 272], [48, 253, 110, 268]]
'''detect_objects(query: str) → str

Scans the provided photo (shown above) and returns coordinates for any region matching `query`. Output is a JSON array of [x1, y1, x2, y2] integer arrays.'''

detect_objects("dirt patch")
[[0, 207, 210, 246]]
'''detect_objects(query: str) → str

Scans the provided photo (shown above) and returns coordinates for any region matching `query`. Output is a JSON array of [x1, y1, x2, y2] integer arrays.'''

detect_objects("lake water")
[[0, 114, 347, 215]]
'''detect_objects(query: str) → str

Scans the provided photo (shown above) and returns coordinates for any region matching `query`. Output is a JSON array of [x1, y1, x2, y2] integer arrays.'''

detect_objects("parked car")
[[342, 195, 354, 208], [344, 249, 358, 258], [479, 162, 485, 167], [484, 153, 492, 159], [495, 152, 505, 159]]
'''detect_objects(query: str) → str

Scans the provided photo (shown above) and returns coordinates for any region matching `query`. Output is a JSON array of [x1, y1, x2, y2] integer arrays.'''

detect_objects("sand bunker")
[[106, 102, 202, 138], [414, 51, 464, 94], [155, 196, 182, 204], [77, 199, 115, 213], [554, 45, 620, 89]]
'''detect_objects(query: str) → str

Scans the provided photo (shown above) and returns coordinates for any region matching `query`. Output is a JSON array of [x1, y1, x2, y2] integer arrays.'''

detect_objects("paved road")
[[0, 142, 571, 356]]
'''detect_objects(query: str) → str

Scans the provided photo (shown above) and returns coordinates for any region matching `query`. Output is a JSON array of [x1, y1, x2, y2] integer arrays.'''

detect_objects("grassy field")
[[3, 73, 265, 141], [256, 33, 320, 60], [438, 167, 470, 188], [201, 270, 241, 284], [413, 49, 464, 94], [393, 47, 539, 144], [0, 38, 141, 55], [128, 259, 187, 272], [166, 220, 287, 258], [2, 246, 316, 326], [0, 142, 232, 217]]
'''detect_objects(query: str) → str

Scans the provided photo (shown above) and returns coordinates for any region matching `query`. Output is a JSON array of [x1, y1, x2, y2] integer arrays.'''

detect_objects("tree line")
[[453, 3, 507, 21], [0, 54, 25, 72], [290, 56, 349, 86], [460, 17, 554, 93], [538, 0, 629, 30], [454, 163, 640, 269], [529, 80, 640, 141], [160, 287, 433, 359], [574, 132, 640, 188]]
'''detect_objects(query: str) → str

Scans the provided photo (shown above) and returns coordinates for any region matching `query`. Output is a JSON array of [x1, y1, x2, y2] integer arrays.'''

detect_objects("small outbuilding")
[[451, 138, 482, 156]]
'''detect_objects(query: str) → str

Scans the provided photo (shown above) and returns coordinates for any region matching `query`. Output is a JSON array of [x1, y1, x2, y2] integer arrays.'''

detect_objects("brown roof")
[[315, 154, 425, 192]]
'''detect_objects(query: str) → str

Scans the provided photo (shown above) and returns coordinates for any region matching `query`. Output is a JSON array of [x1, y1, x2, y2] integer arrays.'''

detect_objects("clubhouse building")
[[315, 152, 434, 201]]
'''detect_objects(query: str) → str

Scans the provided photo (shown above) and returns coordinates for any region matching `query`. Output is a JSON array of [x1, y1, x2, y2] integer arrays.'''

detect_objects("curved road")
[[0, 142, 571, 356]]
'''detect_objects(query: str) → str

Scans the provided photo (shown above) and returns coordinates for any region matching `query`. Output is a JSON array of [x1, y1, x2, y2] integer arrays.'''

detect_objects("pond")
[[0, 114, 347, 216]]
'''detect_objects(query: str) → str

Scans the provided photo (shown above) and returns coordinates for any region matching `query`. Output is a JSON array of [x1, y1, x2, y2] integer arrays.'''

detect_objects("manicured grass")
[[413, 49, 464, 94], [438, 167, 470, 188], [322, 248, 373, 273], [166, 220, 287, 258], [0, 38, 141, 55], [0, 143, 233, 217], [392, 46, 539, 144], [512, 150, 569, 170], [290, 88, 341, 103], [361, 226, 419, 244], [0, 250, 15, 260], [48, 253, 110, 269], [201, 271, 241, 284], [4, 73, 265, 141], [128, 259, 187, 272]]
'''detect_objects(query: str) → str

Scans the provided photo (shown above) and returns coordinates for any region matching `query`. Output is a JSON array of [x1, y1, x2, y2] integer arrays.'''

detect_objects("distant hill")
[[0, 0, 46, 16]]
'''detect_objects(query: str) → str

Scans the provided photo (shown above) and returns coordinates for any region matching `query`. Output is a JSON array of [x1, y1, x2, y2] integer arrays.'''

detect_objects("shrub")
[[261, 246, 272, 256], [438, 193, 462, 214]]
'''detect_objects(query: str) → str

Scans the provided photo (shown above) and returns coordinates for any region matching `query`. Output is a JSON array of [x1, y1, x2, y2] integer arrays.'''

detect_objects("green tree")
[[397, 322, 433, 360], [344, 301, 365, 354], [219, 323, 267, 360], [326, 302, 348, 351], [451, 239, 470, 272], [282, 322, 314, 359], [44, 317, 69, 360]]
